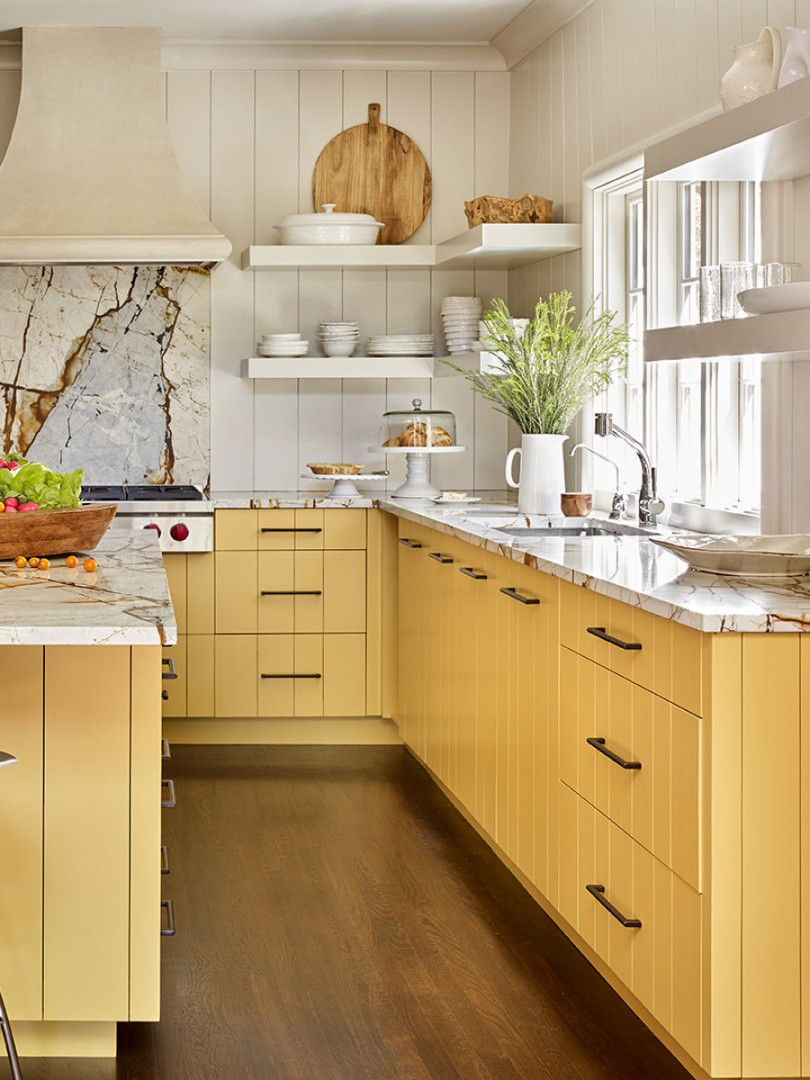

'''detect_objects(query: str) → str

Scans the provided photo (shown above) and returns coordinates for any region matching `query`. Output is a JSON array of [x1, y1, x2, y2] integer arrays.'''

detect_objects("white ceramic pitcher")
[[505, 433, 568, 515]]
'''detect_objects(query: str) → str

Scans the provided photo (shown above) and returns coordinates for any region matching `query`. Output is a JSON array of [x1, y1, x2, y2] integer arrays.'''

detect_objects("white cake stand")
[[370, 445, 467, 499], [301, 472, 388, 498]]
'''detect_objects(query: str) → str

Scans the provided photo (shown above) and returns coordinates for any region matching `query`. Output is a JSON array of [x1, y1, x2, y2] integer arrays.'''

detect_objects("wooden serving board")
[[0, 502, 116, 559], [313, 103, 431, 245]]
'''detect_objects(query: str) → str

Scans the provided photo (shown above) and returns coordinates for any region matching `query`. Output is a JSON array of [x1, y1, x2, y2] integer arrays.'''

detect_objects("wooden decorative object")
[[464, 193, 553, 228], [560, 493, 593, 517], [313, 103, 432, 245], [0, 502, 116, 559]]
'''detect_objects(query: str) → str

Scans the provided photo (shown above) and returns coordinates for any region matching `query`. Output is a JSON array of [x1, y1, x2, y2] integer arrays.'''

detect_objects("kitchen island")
[[0, 529, 173, 1058]]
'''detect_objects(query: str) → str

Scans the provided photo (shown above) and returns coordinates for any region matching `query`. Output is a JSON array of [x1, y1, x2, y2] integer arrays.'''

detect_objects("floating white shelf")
[[644, 310, 810, 362], [644, 78, 810, 182], [246, 350, 506, 379], [241, 222, 581, 271]]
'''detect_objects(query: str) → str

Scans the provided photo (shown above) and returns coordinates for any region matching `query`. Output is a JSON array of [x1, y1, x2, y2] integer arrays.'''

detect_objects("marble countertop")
[[379, 498, 810, 634], [0, 529, 176, 646]]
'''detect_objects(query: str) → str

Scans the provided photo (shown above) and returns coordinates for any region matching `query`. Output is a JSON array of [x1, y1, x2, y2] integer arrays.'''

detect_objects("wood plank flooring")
[[18, 745, 691, 1080]]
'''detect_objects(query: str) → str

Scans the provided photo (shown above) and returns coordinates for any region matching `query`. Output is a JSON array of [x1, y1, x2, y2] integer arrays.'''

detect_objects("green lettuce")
[[0, 461, 84, 509]]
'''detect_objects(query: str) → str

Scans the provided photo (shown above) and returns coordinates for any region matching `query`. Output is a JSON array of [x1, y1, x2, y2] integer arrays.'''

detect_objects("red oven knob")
[[170, 523, 189, 542], [144, 523, 162, 537]]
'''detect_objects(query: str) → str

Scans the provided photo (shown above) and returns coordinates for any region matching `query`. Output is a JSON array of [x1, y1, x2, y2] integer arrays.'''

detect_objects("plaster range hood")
[[0, 26, 232, 266]]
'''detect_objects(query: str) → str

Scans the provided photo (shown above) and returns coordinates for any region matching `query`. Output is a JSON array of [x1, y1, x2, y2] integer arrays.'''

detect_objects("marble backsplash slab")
[[0, 264, 210, 486]]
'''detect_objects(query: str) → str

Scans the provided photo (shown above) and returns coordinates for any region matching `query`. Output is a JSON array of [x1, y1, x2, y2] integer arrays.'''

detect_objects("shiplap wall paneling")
[[471, 268, 512, 488], [210, 70, 256, 491], [430, 267, 476, 492], [341, 268, 388, 475], [388, 71, 433, 244], [431, 72, 476, 242], [586, 5, 609, 166], [253, 268, 300, 491], [298, 269, 343, 482], [255, 69, 299, 245], [166, 71, 211, 216]]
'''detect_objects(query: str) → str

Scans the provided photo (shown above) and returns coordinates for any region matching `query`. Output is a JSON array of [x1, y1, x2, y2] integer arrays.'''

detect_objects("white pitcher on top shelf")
[[720, 26, 781, 110]]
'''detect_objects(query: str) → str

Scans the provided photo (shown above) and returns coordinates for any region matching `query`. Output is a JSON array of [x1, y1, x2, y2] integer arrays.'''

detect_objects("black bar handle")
[[261, 673, 322, 679], [586, 626, 642, 651], [261, 527, 322, 533], [428, 553, 453, 564], [161, 656, 178, 679], [161, 845, 170, 875], [587, 736, 641, 770], [260, 590, 322, 596], [397, 538, 422, 548], [161, 898, 176, 937], [500, 586, 540, 605], [161, 738, 171, 761], [161, 778, 176, 809], [586, 884, 641, 928], [459, 566, 487, 580]]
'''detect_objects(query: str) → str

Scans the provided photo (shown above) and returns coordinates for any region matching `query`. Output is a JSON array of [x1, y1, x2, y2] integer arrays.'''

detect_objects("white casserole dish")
[[275, 203, 384, 245]]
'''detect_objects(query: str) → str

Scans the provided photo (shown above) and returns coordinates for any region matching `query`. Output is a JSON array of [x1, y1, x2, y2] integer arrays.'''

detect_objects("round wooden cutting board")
[[313, 103, 432, 245]]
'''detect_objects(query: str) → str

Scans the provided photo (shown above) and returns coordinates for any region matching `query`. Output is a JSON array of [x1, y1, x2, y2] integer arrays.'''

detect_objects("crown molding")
[[492, 0, 596, 68]]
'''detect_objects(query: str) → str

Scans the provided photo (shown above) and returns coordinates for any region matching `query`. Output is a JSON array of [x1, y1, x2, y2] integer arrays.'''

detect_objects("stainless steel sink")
[[495, 524, 651, 538]]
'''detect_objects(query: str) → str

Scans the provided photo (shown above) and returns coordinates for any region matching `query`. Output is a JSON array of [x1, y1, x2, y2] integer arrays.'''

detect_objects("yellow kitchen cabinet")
[[187, 553, 215, 633], [162, 553, 214, 721], [163, 553, 187, 634], [215, 634, 258, 717], [215, 508, 259, 550], [323, 634, 366, 715], [395, 524, 429, 756], [161, 637, 187, 718], [256, 549, 366, 635], [216, 551, 258, 633], [186, 634, 215, 716]]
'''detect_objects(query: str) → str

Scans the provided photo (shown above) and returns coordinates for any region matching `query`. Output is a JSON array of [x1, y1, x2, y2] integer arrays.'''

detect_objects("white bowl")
[[322, 341, 358, 357], [650, 534, 810, 576], [737, 281, 810, 315]]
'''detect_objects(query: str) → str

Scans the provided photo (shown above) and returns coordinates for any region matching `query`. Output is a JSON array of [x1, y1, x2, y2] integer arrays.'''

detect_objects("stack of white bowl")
[[257, 333, 309, 357], [441, 296, 483, 353], [366, 333, 435, 357], [318, 321, 360, 357]]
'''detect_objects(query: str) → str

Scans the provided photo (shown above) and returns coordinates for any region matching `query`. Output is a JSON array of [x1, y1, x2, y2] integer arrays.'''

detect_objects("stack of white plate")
[[318, 321, 360, 358], [257, 333, 309, 357], [441, 296, 483, 353], [366, 333, 435, 357]]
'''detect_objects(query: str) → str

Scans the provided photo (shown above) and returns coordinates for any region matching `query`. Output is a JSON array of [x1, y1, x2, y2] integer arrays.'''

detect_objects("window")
[[587, 164, 761, 521]]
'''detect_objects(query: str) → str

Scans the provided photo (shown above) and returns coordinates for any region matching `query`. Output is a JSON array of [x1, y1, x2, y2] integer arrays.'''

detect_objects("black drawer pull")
[[459, 566, 487, 580], [397, 537, 422, 548], [161, 778, 176, 809], [587, 736, 641, 770], [500, 586, 539, 605], [260, 590, 322, 596], [161, 738, 171, 761], [586, 884, 641, 928], [586, 626, 642, 651], [161, 656, 178, 679], [161, 845, 170, 875], [161, 898, 176, 937], [261, 527, 322, 533], [261, 673, 322, 679], [428, 553, 453, 564]]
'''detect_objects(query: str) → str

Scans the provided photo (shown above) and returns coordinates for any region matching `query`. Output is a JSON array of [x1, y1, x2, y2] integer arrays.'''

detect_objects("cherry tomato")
[[65, 555, 78, 568], [14, 556, 26, 568], [83, 557, 97, 573], [38, 558, 50, 570], [28, 557, 39, 568]]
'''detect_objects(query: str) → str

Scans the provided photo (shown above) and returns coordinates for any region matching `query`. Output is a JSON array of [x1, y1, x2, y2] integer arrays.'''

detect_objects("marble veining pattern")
[[0, 529, 176, 645], [0, 265, 209, 486]]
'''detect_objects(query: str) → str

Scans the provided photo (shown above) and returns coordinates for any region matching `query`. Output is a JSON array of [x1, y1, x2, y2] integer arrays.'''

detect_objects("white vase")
[[720, 26, 781, 110], [778, 27, 810, 87], [505, 434, 568, 515]]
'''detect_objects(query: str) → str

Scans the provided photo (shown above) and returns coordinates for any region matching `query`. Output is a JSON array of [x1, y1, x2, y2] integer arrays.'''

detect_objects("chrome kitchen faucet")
[[568, 442, 625, 519], [593, 413, 665, 525]]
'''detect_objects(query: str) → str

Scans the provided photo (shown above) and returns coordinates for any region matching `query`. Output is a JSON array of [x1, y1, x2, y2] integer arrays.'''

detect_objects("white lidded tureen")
[[275, 204, 385, 245]]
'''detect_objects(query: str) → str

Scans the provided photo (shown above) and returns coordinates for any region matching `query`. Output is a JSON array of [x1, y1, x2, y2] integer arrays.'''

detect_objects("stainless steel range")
[[81, 485, 214, 552]]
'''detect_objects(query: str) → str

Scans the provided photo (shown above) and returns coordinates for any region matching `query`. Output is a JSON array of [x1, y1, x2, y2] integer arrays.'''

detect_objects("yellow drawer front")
[[558, 784, 702, 1066], [294, 551, 325, 633], [396, 524, 429, 755], [323, 634, 366, 716], [323, 550, 366, 633], [258, 635, 324, 717], [214, 635, 258, 717], [215, 509, 259, 550], [215, 552, 258, 634], [187, 635, 215, 717], [559, 581, 701, 715], [257, 551, 297, 634], [324, 508, 367, 549], [559, 648, 701, 891], [161, 638, 187, 718]]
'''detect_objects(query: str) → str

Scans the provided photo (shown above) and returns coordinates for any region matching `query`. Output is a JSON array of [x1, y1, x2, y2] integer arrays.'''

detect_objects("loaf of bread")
[[383, 423, 454, 448]]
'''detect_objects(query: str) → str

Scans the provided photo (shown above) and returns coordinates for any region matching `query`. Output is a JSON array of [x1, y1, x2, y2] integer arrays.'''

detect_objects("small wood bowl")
[[561, 492, 593, 517]]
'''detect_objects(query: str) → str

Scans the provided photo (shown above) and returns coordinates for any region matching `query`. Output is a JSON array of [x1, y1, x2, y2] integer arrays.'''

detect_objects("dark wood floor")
[[18, 745, 692, 1080]]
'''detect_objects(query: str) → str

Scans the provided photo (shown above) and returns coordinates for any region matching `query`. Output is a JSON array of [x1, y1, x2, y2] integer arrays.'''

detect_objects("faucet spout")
[[594, 412, 664, 525], [568, 442, 625, 519]]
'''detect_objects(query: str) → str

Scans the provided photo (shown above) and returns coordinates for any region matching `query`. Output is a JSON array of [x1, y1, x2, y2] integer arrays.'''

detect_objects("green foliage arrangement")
[[444, 291, 629, 435]]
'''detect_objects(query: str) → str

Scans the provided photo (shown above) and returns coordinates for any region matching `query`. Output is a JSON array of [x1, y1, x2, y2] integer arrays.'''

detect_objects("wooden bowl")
[[0, 502, 117, 559]]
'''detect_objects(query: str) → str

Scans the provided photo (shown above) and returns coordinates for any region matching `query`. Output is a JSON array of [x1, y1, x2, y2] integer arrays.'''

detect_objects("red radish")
[[4, 498, 18, 508], [0, 461, 8, 470], [4, 506, 17, 513], [8, 462, 19, 470], [17, 502, 39, 512]]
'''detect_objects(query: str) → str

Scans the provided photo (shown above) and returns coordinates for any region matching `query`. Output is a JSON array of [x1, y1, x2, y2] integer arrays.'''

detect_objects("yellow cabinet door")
[[467, 548, 500, 841], [215, 551, 258, 633], [323, 550, 366, 633], [215, 508, 258, 550], [396, 527, 428, 756], [161, 638, 187, 717], [323, 634, 366, 716], [187, 634, 216, 717], [324, 508, 366, 549], [214, 635, 258, 717], [163, 553, 187, 634], [423, 538, 457, 784], [257, 635, 296, 717], [454, 543, 479, 816], [0, 646, 43, 1021], [44, 646, 131, 1020], [187, 552, 215, 634], [257, 550, 296, 633]]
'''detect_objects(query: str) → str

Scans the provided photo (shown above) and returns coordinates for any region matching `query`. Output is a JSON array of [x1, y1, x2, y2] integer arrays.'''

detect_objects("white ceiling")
[[0, 0, 544, 44]]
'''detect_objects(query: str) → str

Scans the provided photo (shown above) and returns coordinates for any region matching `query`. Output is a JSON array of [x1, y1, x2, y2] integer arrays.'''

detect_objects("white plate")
[[650, 533, 810, 576], [431, 495, 482, 504], [737, 281, 810, 315]]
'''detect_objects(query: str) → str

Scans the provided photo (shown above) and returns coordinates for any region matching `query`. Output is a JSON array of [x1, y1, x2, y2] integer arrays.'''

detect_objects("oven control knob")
[[144, 523, 162, 538], [170, 523, 189, 542]]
